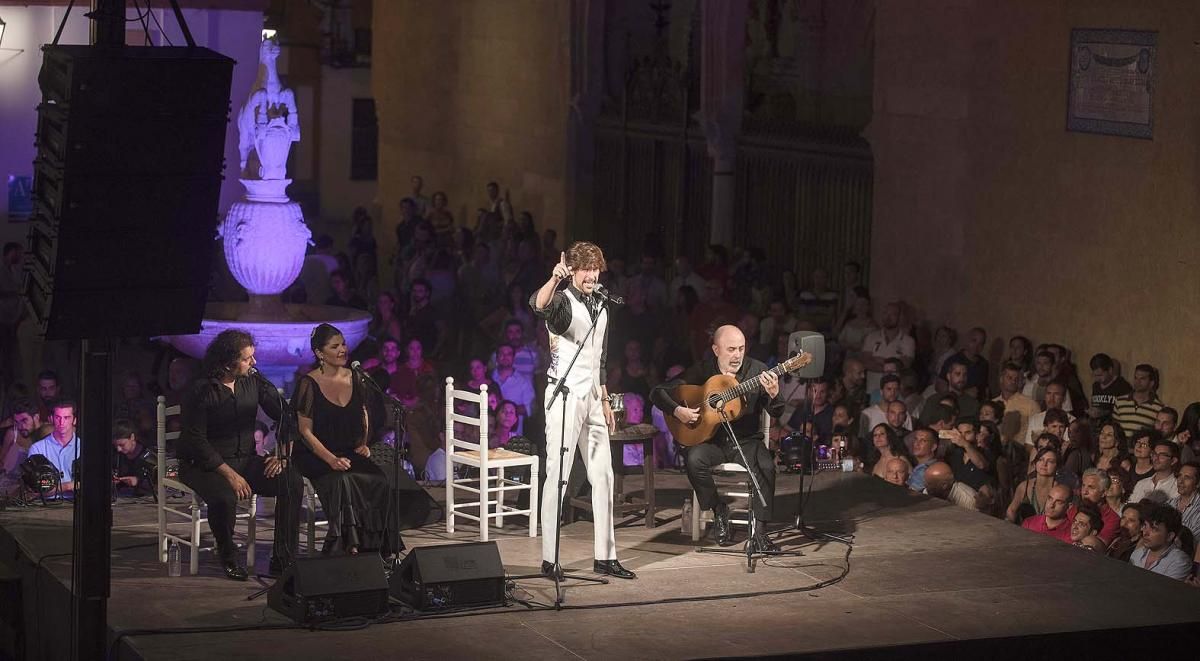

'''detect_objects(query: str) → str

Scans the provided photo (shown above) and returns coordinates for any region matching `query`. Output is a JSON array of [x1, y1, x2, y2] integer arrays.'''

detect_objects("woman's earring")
[[319, 358, 325, 374]]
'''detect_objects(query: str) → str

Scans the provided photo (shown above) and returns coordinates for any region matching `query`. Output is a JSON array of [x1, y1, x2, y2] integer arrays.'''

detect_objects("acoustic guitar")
[[665, 352, 813, 447]]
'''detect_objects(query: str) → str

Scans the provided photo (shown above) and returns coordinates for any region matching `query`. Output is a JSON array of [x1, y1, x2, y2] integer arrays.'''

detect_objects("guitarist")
[[650, 324, 783, 549]]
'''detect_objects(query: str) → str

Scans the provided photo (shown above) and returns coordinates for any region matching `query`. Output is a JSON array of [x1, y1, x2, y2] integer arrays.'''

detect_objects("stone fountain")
[[164, 38, 370, 389]]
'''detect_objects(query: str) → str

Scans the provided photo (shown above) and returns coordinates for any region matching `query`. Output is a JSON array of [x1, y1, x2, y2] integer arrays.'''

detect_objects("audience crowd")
[[1, 175, 1198, 586]]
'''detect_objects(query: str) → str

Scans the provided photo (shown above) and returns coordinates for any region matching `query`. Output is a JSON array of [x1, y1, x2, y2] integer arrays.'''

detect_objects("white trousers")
[[542, 386, 616, 562]]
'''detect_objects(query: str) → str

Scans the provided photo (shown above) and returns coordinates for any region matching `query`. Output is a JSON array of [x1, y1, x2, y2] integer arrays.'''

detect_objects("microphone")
[[593, 283, 625, 305], [349, 360, 365, 373]]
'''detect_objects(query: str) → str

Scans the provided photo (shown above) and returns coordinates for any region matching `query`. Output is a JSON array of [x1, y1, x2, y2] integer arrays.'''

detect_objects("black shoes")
[[593, 559, 637, 580], [222, 560, 248, 581], [712, 503, 734, 546], [540, 560, 564, 581]]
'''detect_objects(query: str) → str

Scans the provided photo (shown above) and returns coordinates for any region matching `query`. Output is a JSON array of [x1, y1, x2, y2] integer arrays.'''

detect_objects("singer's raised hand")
[[552, 251, 572, 281]]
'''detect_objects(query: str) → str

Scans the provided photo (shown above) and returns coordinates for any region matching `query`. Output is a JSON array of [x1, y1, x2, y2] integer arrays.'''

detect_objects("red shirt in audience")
[[1021, 514, 1073, 542]]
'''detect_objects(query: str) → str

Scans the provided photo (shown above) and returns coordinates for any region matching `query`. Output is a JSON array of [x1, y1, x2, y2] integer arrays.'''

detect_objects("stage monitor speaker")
[[267, 554, 390, 625], [391, 542, 505, 611], [788, 331, 826, 379], [25, 45, 234, 340]]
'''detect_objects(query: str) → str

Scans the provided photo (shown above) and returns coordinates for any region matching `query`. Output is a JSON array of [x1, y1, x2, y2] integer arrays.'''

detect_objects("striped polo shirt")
[[1111, 393, 1164, 438]]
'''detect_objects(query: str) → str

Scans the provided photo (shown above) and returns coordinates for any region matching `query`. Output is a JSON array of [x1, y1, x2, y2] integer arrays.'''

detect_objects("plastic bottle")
[[681, 497, 693, 533], [168, 539, 181, 577]]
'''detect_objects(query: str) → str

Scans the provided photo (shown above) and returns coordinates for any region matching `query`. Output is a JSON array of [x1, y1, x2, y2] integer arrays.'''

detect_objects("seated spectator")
[[886, 400, 911, 436], [1067, 468, 1120, 545], [364, 337, 401, 389], [1129, 438, 1180, 504], [404, 375, 443, 476], [111, 418, 152, 495], [1070, 503, 1107, 552], [1112, 364, 1164, 439], [35, 369, 63, 422], [863, 423, 913, 480], [1105, 465, 1133, 514], [783, 379, 832, 443], [491, 400, 522, 448], [883, 457, 911, 487], [368, 291, 404, 350], [490, 344, 534, 434], [488, 319, 542, 379], [1128, 428, 1158, 484], [1129, 505, 1193, 580], [924, 461, 982, 512], [1093, 421, 1131, 473], [942, 420, 995, 496], [0, 398, 37, 482], [905, 428, 940, 492], [1168, 461, 1200, 542], [1107, 501, 1148, 562], [465, 358, 500, 395], [388, 338, 434, 407], [1025, 382, 1076, 446], [1020, 483, 1074, 543], [114, 370, 155, 438], [607, 338, 656, 400], [26, 400, 80, 494], [1007, 446, 1061, 523], [1058, 412, 1094, 479], [1156, 406, 1180, 443], [861, 374, 906, 441]]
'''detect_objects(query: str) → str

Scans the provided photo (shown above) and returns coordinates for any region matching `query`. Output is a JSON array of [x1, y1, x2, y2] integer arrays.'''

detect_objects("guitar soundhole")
[[707, 394, 723, 410]]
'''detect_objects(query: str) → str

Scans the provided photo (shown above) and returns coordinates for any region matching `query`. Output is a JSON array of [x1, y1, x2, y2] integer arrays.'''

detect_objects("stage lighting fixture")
[[20, 455, 62, 494]]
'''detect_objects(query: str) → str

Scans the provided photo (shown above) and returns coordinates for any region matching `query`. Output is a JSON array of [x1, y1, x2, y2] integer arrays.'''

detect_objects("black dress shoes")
[[712, 504, 734, 546], [540, 560, 564, 580], [222, 561, 249, 581], [593, 559, 637, 579]]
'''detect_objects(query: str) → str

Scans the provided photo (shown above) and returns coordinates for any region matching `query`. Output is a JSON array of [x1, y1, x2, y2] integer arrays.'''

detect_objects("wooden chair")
[[444, 378, 539, 541], [691, 409, 772, 542], [155, 396, 258, 575]]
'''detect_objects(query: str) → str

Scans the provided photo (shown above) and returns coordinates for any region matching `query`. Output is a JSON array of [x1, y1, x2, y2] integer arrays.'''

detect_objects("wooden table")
[[568, 423, 660, 528]]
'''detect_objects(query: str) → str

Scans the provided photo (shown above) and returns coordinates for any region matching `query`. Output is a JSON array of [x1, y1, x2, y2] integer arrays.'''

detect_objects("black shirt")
[[650, 355, 784, 446], [178, 375, 284, 471], [528, 284, 611, 380], [1091, 376, 1132, 420]]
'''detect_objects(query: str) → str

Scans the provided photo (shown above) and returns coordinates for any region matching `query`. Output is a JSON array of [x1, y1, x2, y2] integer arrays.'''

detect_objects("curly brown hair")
[[565, 241, 606, 271], [202, 329, 255, 378]]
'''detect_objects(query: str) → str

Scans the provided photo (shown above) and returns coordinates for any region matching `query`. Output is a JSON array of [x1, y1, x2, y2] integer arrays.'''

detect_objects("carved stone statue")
[[237, 38, 300, 181]]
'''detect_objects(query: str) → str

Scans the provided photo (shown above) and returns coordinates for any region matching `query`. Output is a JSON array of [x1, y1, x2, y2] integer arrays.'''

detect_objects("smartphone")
[[937, 429, 955, 440]]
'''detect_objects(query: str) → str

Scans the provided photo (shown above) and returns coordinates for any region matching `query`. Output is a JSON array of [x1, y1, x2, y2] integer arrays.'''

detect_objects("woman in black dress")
[[293, 323, 394, 556]]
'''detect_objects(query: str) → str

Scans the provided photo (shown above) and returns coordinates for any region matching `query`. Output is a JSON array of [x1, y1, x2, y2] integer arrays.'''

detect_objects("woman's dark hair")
[[863, 423, 910, 472], [1029, 446, 1061, 479], [977, 420, 1002, 457], [203, 329, 255, 379], [1107, 465, 1134, 499], [310, 323, 343, 355], [1175, 402, 1200, 440]]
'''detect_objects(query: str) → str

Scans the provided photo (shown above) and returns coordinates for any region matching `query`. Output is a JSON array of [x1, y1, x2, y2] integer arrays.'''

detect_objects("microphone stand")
[[515, 285, 610, 608], [248, 372, 298, 600], [351, 364, 406, 573]]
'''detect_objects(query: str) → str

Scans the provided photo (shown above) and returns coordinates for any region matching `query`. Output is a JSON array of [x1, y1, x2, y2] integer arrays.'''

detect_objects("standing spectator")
[[325, 269, 368, 310], [1005, 335, 1034, 381], [484, 181, 513, 223], [993, 363, 1040, 450], [1129, 505, 1193, 580], [1025, 383, 1076, 446], [838, 261, 863, 323], [409, 175, 431, 217], [927, 326, 958, 386], [1128, 438, 1180, 504], [667, 256, 707, 309], [944, 327, 990, 399], [1020, 483, 1074, 542], [426, 191, 454, 239], [858, 302, 915, 393], [1112, 364, 1164, 438], [1088, 352, 1132, 424], [796, 267, 839, 334], [1169, 461, 1200, 542], [836, 291, 876, 354], [406, 278, 446, 359], [1023, 350, 1068, 410]]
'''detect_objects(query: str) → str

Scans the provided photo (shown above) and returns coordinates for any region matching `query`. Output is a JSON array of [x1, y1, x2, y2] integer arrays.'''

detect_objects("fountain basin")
[[162, 301, 372, 390]]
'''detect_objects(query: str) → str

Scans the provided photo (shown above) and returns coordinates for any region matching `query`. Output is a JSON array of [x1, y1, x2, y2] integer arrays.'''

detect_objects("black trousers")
[[179, 455, 302, 563], [686, 440, 776, 522]]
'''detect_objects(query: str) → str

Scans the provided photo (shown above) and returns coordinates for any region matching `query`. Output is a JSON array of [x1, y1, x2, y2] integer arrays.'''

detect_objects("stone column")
[[697, 0, 748, 247]]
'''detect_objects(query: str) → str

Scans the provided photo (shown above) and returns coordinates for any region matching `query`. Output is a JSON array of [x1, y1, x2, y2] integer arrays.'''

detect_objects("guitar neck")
[[718, 361, 789, 402]]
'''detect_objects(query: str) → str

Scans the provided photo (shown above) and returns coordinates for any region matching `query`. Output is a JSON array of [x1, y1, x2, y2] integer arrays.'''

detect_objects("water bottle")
[[168, 540, 181, 577], [681, 497, 693, 533]]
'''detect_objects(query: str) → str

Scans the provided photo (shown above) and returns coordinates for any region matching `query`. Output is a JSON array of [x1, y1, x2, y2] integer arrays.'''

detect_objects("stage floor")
[[3, 470, 1200, 660]]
